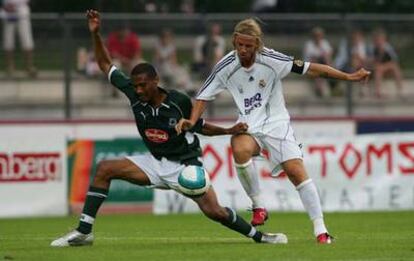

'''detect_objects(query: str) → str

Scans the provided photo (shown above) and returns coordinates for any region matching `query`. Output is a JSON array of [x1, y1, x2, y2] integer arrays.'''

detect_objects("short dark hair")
[[130, 63, 158, 79]]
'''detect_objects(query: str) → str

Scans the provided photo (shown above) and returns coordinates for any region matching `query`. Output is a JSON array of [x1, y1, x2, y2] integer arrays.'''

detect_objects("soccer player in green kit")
[[50, 9, 288, 247]]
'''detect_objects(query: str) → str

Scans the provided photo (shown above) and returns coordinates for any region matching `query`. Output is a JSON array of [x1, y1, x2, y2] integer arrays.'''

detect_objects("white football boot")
[[50, 230, 94, 247], [260, 232, 288, 244]]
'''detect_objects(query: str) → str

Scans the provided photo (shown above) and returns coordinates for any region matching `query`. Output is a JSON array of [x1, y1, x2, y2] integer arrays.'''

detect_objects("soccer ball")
[[177, 165, 210, 197]]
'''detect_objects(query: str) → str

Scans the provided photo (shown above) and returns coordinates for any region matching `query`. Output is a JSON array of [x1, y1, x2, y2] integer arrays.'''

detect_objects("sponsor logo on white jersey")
[[244, 93, 262, 115]]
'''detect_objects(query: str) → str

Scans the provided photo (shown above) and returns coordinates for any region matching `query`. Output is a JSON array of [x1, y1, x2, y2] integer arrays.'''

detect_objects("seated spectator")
[[76, 47, 100, 77], [336, 30, 369, 70], [372, 29, 403, 98], [303, 27, 333, 97], [106, 26, 142, 74], [154, 29, 177, 86], [335, 30, 369, 96], [153, 29, 195, 95], [192, 23, 226, 78]]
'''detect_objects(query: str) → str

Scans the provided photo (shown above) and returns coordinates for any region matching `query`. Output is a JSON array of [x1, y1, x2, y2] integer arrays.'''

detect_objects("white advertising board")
[[154, 132, 414, 214], [0, 127, 68, 217], [0, 119, 356, 217]]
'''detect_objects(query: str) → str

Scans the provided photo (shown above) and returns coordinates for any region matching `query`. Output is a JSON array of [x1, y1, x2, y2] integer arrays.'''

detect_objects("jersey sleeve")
[[189, 119, 204, 134], [263, 48, 310, 78], [108, 65, 136, 102], [196, 71, 226, 101], [196, 54, 235, 101]]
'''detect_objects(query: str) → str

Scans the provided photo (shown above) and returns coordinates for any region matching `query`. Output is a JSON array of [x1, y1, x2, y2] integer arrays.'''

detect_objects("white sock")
[[235, 159, 265, 209], [296, 179, 328, 236]]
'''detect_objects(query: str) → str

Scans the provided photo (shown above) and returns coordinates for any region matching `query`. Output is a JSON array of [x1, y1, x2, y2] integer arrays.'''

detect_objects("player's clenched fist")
[[86, 9, 101, 33], [175, 118, 194, 135], [228, 122, 248, 135], [348, 68, 371, 83]]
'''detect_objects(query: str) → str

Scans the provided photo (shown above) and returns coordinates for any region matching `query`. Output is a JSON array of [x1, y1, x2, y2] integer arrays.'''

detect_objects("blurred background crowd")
[[1, 0, 413, 119]]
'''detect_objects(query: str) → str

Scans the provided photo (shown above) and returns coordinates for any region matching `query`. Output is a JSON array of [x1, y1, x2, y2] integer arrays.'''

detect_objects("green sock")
[[221, 207, 262, 242], [77, 186, 108, 234]]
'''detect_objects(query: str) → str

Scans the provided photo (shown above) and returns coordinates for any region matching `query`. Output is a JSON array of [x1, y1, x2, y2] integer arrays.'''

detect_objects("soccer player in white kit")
[[176, 18, 371, 244]]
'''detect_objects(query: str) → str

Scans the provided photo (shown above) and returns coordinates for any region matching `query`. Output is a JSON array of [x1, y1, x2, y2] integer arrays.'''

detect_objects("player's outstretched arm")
[[306, 63, 371, 82], [176, 100, 208, 134], [201, 122, 248, 136], [86, 9, 112, 75]]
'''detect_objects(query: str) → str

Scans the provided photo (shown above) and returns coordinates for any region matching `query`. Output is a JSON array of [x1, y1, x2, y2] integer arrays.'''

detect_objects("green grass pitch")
[[1, 211, 413, 261]]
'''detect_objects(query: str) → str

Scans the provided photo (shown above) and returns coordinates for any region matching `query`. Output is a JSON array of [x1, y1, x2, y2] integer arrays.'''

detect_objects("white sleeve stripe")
[[196, 97, 215, 101], [262, 49, 293, 61], [262, 51, 292, 62], [108, 65, 117, 83], [303, 62, 310, 75]]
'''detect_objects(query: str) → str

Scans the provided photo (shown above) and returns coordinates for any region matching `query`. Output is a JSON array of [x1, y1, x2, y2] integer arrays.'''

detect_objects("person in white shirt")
[[176, 18, 370, 244], [335, 30, 370, 96], [303, 27, 333, 97], [1, 0, 36, 76]]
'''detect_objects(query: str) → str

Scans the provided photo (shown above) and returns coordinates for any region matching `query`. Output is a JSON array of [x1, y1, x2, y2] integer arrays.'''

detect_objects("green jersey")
[[108, 66, 204, 164]]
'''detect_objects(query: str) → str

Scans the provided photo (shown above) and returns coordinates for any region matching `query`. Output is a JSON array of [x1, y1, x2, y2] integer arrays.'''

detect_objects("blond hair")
[[232, 18, 264, 52]]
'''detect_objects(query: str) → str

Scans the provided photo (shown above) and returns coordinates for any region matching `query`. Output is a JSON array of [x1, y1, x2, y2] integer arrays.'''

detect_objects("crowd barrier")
[[1, 118, 413, 217]]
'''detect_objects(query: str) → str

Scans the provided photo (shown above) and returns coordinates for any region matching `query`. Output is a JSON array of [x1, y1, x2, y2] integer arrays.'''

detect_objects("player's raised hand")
[[348, 68, 371, 83], [175, 119, 194, 135], [86, 9, 101, 33], [227, 122, 248, 135]]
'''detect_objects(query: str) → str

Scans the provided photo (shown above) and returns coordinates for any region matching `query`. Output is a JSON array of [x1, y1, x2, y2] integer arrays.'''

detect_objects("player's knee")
[[231, 142, 253, 163], [95, 160, 114, 181], [283, 160, 308, 185]]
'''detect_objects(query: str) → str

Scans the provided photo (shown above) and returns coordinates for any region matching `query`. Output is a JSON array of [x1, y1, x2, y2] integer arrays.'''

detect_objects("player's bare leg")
[[192, 187, 287, 244], [231, 134, 268, 226], [51, 159, 151, 247], [282, 159, 333, 244]]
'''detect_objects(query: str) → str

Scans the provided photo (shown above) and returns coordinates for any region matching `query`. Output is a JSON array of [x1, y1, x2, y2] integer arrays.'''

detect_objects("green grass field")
[[1, 211, 413, 261]]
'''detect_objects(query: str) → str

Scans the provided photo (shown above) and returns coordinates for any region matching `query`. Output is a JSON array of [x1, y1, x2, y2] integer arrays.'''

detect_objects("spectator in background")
[[106, 26, 142, 97], [180, 0, 195, 13], [372, 29, 403, 98], [193, 23, 226, 78], [350, 30, 368, 70], [153, 29, 195, 95], [1, 0, 36, 77], [303, 27, 333, 97], [106, 26, 142, 74], [335, 30, 369, 96], [154, 29, 177, 86], [76, 47, 100, 77]]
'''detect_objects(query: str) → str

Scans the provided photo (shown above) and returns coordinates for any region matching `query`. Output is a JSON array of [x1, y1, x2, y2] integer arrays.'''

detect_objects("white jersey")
[[196, 47, 309, 138]]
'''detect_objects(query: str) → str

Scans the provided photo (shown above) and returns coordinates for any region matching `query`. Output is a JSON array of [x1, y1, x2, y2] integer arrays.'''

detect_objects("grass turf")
[[0, 211, 413, 261]]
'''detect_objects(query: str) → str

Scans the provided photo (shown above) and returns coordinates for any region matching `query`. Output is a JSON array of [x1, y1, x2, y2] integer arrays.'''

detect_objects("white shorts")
[[2, 5, 34, 51], [251, 122, 303, 176], [126, 153, 196, 192]]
